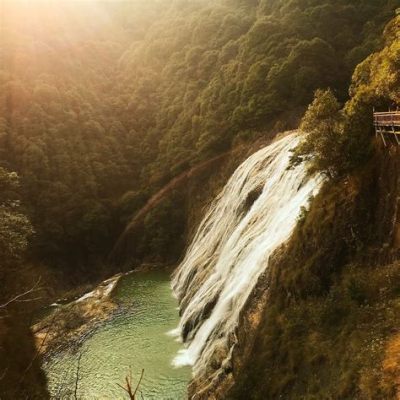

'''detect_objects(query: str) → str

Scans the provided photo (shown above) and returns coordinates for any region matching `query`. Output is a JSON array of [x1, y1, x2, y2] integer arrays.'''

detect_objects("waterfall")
[[171, 132, 322, 376]]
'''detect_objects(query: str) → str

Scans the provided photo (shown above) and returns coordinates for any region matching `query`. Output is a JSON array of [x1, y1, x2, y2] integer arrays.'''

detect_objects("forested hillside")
[[0, 1, 399, 397], [1, 0, 397, 279]]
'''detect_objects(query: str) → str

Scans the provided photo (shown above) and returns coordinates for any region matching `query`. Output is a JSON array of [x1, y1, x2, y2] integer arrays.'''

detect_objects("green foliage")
[[291, 89, 345, 179], [0, 2, 398, 398], [142, 194, 186, 261], [343, 15, 400, 167], [0, 166, 48, 399], [291, 14, 400, 180], [0, 168, 33, 261], [0, 0, 397, 274]]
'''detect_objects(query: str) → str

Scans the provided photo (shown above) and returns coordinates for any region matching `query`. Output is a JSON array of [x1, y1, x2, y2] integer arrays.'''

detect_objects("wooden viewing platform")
[[374, 111, 400, 146]]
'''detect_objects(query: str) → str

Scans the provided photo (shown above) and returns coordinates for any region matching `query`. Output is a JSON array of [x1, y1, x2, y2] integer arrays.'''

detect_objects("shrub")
[[290, 89, 345, 179]]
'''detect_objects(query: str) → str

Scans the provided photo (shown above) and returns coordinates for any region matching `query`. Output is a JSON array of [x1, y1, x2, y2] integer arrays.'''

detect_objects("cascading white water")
[[171, 132, 322, 376]]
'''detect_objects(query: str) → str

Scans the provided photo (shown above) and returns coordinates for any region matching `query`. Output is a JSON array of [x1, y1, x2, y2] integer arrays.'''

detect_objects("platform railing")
[[373, 111, 400, 146], [373, 111, 400, 127]]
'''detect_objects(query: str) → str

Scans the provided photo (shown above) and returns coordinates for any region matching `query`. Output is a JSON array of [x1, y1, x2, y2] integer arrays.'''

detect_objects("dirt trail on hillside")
[[111, 148, 245, 258]]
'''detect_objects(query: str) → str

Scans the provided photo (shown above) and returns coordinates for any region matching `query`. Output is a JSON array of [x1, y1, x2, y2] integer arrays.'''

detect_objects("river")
[[44, 271, 191, 399]]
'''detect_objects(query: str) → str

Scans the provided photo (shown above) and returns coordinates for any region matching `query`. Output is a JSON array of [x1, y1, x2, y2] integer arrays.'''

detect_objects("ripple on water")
[[45, 271, 191, 400]]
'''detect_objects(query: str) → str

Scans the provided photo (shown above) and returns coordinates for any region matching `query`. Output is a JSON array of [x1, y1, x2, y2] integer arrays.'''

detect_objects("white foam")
[[171, 132, 322, 375]]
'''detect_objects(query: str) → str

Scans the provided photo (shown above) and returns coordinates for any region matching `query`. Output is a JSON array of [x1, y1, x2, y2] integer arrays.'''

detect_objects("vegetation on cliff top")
[[229, 14, 400, 400], [292, 13, 399, 181]]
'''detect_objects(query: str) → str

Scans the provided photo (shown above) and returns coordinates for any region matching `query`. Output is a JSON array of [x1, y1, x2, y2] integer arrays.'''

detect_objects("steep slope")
[[171, 132, 322, 393], [221, 14, 400, 400]]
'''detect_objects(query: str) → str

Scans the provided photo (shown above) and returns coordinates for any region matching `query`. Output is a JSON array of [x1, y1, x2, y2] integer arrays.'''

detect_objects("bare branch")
[[74, 352, 83, 400], [18, 313, 56, 385], [133, 369, 145, 397], [0, 277, 42, 310], [14, 296, 43, 303], [117, 368, 145, 400]]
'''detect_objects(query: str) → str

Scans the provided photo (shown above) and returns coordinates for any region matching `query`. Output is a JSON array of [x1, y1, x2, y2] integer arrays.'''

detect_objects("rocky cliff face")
[[216, 142, 400, 400], [184, 14, 400, 399], [171, 133, 321, 397]]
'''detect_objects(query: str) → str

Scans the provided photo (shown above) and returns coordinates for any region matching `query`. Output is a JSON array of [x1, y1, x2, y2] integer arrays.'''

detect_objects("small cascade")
[[171, 132, 322, 376]]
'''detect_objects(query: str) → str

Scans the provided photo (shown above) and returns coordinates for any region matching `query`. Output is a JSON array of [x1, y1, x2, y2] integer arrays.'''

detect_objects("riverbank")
[[33, 263, 178, 358], [32, 274, 123, 356], [43, 270, 191, 399]]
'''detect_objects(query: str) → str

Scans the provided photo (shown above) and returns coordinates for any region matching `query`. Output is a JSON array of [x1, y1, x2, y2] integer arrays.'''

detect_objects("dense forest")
[[1, 0, 398, 278], [0, 0, 399, 398]]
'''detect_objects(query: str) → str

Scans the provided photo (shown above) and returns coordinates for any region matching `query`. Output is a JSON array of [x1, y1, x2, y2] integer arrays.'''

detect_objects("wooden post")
[[379, 127, 387, 147], [372, 109, 400, 146], [392, 126, 400, 145]]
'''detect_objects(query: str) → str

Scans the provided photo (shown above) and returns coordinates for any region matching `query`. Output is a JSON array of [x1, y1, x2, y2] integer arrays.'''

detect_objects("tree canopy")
[[292, 14, 400, 180], [0, 0, 398, 275]]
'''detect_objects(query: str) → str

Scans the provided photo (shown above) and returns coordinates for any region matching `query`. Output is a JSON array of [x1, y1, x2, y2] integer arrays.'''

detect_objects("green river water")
[[45, 271, 191, 399]]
